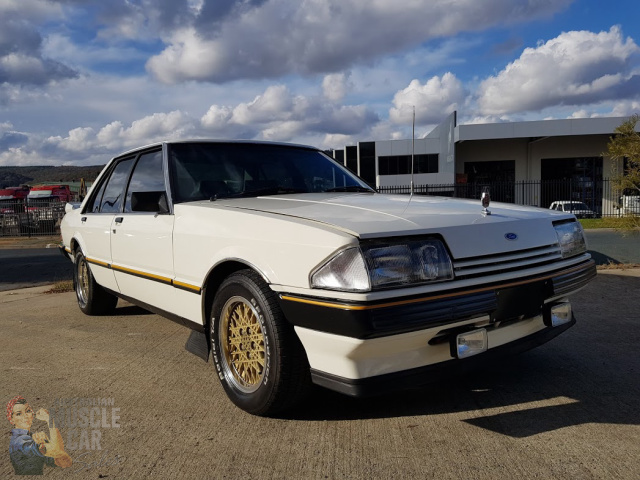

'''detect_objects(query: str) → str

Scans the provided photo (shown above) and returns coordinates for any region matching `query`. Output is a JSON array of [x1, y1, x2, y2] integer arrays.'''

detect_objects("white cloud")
[[201, 105, 233, 129], [0, 1, 77, 87], [389, 73, 467, 125], [147, 0, 573, 84], [463, 115, 513, 125], [4, 82, 379, 165], [608, 101, 640, 118], [231, 85, 294, 124], [46, 110, 196, 155], [477, 26, 640, 115], [322, 73, 349, 103]]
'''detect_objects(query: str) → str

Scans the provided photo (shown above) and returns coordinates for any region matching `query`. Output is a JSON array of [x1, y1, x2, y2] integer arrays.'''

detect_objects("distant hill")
[[0, 165, 105, 188]]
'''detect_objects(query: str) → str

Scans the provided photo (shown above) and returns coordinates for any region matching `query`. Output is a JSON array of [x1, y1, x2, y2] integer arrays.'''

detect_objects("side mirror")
[[131, 191, 170, 214], [65, 202, 81, 213]]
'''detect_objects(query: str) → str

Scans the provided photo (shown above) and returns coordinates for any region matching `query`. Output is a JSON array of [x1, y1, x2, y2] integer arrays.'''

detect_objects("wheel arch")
[[70, 237, 81, 256], [201, 259, 271, 335]]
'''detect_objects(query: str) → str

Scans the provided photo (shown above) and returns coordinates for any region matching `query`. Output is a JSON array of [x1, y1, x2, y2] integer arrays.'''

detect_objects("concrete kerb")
[[597, 268, 640, 277], [0, 285, 56, 302]]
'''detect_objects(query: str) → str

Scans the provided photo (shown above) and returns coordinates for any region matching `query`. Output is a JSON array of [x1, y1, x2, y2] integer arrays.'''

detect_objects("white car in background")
[[549, 201, 596, 218], [619, 195, 640, 216], [60, 140, 596, 416]]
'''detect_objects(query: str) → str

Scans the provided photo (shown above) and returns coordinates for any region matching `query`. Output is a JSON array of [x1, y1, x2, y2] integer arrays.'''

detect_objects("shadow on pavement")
[[588, 250, 621, 265]]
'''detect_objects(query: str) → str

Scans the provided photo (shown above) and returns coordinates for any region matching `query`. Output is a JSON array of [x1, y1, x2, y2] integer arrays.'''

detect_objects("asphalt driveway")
[[0, 270, 638, 479]]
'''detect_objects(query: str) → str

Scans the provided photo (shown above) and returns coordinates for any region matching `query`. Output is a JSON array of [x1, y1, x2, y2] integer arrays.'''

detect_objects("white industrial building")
[[331, 112, 636, 214]]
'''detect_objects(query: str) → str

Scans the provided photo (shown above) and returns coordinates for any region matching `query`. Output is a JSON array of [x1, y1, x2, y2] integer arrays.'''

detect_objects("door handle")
[[81, 216, 87, 222], [115, 217, 123, 224]]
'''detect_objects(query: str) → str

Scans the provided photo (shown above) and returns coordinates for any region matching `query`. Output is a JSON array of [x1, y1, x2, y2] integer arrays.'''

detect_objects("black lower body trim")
[[111, 290, 205, 334], [310, 316, 576, 397]]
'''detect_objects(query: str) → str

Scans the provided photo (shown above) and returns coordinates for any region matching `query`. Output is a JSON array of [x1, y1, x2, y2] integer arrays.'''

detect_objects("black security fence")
[[0, 198, 66, 237], [378, 178, 630, 218], [0, 179, 634, 237]]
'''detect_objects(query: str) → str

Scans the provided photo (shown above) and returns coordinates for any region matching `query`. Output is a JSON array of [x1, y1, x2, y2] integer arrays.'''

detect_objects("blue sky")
[[1, 0, 639, 166]]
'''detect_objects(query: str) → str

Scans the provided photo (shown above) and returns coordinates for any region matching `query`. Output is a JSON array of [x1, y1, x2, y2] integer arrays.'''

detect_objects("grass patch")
[[580, 217, 640, 229], [47, 280, 74, 294], [597, 263, 640, 270]]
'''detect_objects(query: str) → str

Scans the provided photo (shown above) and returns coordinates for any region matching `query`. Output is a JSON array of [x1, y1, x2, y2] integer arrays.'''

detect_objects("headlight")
[[310, 247, 370, 292], [310, 238, 454, 292], [554, 220, 587, 258]]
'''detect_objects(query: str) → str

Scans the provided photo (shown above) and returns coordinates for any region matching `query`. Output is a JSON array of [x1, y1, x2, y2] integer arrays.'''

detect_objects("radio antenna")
[[410, 106, 415, 196]]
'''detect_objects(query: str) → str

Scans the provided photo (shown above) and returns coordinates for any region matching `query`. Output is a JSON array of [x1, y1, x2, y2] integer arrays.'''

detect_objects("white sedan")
[[60, 140, 596, 415]]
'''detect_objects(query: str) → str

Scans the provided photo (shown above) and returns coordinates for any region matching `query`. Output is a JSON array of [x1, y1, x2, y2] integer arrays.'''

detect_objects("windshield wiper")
[[324, 185, 375, 193], [217, 186, 307, 199]]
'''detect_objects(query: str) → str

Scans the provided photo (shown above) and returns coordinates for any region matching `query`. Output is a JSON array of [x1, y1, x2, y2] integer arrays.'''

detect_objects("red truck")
[[27, 184, 74, 202], [0, 186, 30, 214], [0, 186, 30, 200]]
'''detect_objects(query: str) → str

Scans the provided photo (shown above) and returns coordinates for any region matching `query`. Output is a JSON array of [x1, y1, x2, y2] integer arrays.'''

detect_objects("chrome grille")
[[453, 244, 562, 279]]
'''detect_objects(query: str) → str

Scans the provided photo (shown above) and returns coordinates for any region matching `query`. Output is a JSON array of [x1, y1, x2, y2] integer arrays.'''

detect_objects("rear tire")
[[74, 251, 118, 315], [210, 270, 310, 416]]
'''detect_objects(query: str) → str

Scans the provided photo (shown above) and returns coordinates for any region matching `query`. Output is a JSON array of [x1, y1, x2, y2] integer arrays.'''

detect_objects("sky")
[[1, 0, 640, 166]]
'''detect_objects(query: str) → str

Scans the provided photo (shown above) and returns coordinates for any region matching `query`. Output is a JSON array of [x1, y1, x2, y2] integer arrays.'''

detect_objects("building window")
[[463, 160, 515, 203], [541, 157, 603, 212], [378, 154, 438, 176], [346, 146, 358, 174], [359, 142, 376, 185]]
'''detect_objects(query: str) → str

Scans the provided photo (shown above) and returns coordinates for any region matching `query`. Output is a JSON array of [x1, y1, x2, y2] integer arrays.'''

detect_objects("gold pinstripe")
[[173, 280, 202, 293], [84, 257, 201, 293]]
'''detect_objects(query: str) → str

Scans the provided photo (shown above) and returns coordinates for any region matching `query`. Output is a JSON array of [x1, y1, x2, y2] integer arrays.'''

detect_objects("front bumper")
[[308, 315, 575, 397], [279, 260, 594, 395]]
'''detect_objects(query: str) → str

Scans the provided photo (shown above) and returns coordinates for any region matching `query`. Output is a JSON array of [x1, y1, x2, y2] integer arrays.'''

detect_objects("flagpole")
[[411, 106, 415, 196]]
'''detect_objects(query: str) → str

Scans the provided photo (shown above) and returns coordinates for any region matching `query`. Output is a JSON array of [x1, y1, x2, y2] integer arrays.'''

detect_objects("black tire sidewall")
[[74, 251, 92, 314], [210, 274, 279, 414]]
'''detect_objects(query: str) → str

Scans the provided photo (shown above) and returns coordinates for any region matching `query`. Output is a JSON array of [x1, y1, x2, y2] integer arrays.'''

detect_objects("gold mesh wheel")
[[219, 296, 267, 393], [76, 255, 90, 307]]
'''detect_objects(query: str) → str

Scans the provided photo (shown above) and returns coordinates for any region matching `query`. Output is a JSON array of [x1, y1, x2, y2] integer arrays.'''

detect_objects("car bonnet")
[[205, 193, 571, 258]]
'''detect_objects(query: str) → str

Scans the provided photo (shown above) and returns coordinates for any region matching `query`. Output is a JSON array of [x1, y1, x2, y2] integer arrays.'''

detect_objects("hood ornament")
[[481, 188, 491, 216]]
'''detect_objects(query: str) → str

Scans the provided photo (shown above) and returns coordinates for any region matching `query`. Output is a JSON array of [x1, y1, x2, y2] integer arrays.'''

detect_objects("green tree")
[[606, 114, 640, 228]]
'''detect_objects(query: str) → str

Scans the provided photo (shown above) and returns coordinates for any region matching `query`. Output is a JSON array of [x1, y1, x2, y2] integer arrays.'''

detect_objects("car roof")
[[114, 139, 318, 159]]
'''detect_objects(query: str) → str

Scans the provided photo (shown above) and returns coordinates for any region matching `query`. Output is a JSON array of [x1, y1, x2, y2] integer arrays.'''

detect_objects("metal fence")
[[0, 198, 66, 237], [0, 179, 635, 237], [378, 178, 635, 218]]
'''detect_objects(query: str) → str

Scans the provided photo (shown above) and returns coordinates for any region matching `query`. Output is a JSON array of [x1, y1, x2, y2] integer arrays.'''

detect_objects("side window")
[[124, 151, 166, 213], [100, 158, 135, 213], [87, 175, 109, 213]]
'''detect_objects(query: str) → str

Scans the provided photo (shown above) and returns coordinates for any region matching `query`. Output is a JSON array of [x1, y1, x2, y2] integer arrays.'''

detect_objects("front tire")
[[210, 270, 310, 416], [74, 250, 118, 315]]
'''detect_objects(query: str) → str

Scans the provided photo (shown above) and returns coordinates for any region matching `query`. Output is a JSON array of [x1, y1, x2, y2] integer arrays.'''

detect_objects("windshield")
[[169, 142, 374, 203], [564, 202, 589, 210]]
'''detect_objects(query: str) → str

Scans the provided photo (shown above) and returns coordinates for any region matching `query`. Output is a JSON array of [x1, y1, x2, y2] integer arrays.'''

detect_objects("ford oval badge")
[[505, 233, 518, 241]]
